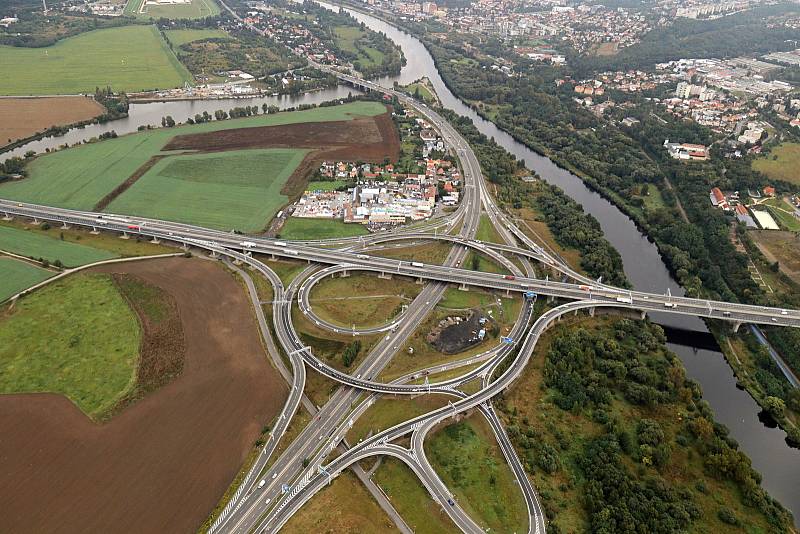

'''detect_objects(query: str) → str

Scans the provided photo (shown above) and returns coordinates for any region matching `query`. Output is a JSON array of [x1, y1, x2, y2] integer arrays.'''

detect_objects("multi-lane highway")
[[3, 57, 800, 534]]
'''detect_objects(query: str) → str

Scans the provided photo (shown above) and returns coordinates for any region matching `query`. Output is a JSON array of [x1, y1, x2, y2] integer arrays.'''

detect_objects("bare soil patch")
[[0, 257, 286, 533], [0, 96, 105, 147], [427, 309, 493, 354]]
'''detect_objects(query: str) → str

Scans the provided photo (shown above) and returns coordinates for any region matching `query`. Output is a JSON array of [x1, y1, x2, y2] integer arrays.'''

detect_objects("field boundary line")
[[1, 252, 184, 305], [0, 248, 59, 271]]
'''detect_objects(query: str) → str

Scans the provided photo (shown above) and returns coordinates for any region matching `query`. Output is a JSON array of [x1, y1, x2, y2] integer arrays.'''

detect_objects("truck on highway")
[[616, 296, 633, 304], [127, 224, 140, 231], [411, 262, 424, 267], [579, 285, 592, 291], [275, 241, 287, 247], [239, 241, 257, 248], [258, 479, 266, 489], [664, 302, 676, 308], [286, 249, 300, 255], [503, 275, 515, 280]]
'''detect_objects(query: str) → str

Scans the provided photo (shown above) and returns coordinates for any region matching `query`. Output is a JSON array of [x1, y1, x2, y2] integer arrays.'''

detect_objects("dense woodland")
[[499, 318, 795, 533]]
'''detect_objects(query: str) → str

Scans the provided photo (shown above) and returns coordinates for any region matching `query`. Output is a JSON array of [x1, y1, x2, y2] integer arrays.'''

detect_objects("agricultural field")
[[107, 149, 307, 232], [426, 415, 528, 533], [0, 257, 287, 533], [0, 224, 117, 267], [125, 0, 220, 19], [753, 142, 800, 185], [163, 28, 228, 47], [0, 25, 191, 95], [0, 96, 105, 147], [0, 101, 392, 232], [0, 257, 52, 302], [749, 230, 800, 283], [0, 272, 140, 417], [278, 217, 370, 240]]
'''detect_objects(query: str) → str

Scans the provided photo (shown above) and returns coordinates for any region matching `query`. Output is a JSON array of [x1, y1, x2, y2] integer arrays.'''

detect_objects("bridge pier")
[[90, 226, 99, 235], [2, 212, 12, 221], [505, 289, 511, 297], [459, 283, 469, 291], [417, 277, 424, 284], [31, 217, 40, 225], [588, 307, 595, 317], [548, 295, 555, 303], [150, 237, 160, 244], [210, 250, 219, 258], [270, 253, 278, 261], [378, 272, 392, 280], [732, 321, 742, 334], [119, 231, 129, 240], [340, 270, 350, 278], [61, 222, 70, 230], [640, 310, 647, 321], [182, 242, 189, 251]]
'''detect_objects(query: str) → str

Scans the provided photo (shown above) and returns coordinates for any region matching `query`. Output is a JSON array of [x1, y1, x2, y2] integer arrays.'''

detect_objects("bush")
[[717, 507, 739, 526]]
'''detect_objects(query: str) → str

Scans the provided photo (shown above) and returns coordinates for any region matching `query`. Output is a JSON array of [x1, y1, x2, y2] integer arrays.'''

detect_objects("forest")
[[498, 318, 795, 533]]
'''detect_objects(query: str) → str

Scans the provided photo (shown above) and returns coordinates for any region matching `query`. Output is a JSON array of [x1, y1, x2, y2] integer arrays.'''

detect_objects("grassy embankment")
[[0, 101, 387, 232], [0, 25, 191, 95], [0, 224, 117, 267], [278, 217, 369, 240], [0, 273, 140, 418], [426, 415, 529, 533]]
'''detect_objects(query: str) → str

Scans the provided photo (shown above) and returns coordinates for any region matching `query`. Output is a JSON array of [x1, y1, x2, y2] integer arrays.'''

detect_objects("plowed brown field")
[[0, 96, 105, 147], [0, 257, 286, 533]]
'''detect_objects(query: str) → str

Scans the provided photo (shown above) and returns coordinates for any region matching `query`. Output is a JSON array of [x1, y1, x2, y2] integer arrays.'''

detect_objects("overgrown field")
[[0, 224, 117, 267], [0, 272, 140, 417], [107, 148, 307, 232], [278, 217, 369, 239], [0, 25, 191, 95], [0, 257, 52, 301], [753, 143, 800, 185], [164, 28, 228, 47], [426, 415, 529, 533]]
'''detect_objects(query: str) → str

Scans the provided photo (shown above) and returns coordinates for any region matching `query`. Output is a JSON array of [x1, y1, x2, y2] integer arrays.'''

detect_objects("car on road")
[[447, 498, 455, 506], [258, 479, 266, 489]]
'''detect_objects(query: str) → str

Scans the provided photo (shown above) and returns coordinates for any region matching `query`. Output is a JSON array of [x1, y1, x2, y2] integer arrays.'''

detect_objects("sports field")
[[107, 149, 307, 232], [0, 257, 52, 302], [164, 28, 228, 47], [0, 101, 386, 211], [0, 272, 140, 417], [753, 142, 800, 185], [0, 225, 117, 267], [126, 0, 220, 19], [0, 25, 191, 96]]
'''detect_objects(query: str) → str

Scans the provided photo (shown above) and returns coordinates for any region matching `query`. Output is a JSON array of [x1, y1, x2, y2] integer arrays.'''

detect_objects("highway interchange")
[[2, 68, 800, 534]]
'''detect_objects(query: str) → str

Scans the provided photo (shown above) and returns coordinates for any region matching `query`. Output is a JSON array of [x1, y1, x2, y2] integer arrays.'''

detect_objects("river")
[[3, 5, 799, 519]]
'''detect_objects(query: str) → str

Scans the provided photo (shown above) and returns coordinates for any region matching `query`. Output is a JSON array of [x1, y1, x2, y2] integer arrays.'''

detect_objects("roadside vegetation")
[[347, 394, 451, 443], [0, 224, 117, 267], [0, 273, 140, 418], [426, 414, 528, 533], [308, 272, 421, 329], [373, 457, 460, 534], [282, 470, 394, 533]]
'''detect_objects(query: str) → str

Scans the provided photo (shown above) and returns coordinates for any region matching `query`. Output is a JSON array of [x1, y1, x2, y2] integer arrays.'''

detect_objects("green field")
[[0, 225, 117, 267], [753, 142, 800, 185], [0, 25, 191, 95], [426, 416, 528, 533], [278, 218, 369, 240], [164, 28, 228, 47], [0, 257, 53, 302], [0, 101, 386, 227], [305, 180, 348, 191], [126, 0, 220, 19], [763, 198, 800, 232], [108, 148, 307, 232], [0, 273, 140, 417], [404, 82, 434, 103]]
